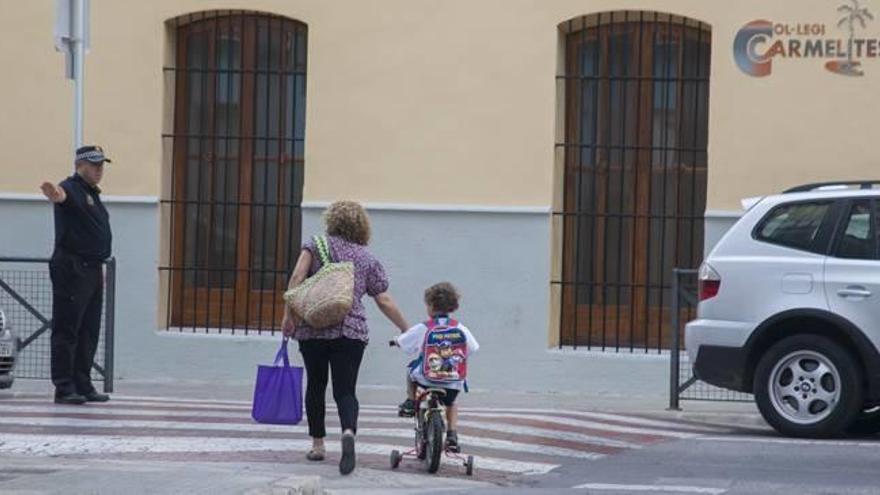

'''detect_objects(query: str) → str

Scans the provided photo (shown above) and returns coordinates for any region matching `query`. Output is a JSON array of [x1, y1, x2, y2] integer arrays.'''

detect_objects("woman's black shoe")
[[339, 432, 356, 475]]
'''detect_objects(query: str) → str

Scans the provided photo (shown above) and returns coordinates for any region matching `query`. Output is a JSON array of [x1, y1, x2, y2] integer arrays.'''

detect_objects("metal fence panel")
[[669, 268, 750, 407], [0, 257, 115, 392]]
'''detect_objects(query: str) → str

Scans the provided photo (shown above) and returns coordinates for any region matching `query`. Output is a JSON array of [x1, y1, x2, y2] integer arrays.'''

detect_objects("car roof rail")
[[783, 181, 880, 193]]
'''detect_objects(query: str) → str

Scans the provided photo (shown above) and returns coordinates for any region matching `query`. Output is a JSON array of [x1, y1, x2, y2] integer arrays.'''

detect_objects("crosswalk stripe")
[[0, 415, 613, 459], [695, 436, 880, 448], [572, 483, 727, 494], [359, 416, 647, 449], [457, 412, 700, 439], [0, 396, 721, 478], [486, 409, 731, 433], [112, 395, 255, 407], [99, 397, 733, 432], [0, 403, 247, 418], [0, 433, 558, 475], [0, 400, 720, 440], [0, 401, 681, 444], [2, 418, 602, 462], [0, 405, 647, 450]]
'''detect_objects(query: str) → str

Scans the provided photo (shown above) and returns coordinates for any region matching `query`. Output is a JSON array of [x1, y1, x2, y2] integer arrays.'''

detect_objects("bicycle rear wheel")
[[425, 411, 444, 473]]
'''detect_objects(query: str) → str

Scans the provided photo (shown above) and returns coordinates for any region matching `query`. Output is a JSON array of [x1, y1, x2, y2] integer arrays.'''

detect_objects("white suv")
[[686, 181, 880, 438]]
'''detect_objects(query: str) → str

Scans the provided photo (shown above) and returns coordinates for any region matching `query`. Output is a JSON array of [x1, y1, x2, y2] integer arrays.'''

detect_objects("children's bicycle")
[[388, 340, 474, 475]]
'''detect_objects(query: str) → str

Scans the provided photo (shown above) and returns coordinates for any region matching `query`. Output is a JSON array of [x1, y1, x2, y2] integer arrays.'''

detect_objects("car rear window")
[[755, 201, 832, 253]]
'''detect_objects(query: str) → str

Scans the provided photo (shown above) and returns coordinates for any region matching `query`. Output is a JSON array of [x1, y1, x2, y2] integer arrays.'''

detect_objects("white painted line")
[[319, 428, 604, 460], [320, 415, 641, 449], [0, 405, 604, 460], [503, 410, 729, 433], [114, 396, 727, 433], [0, 433, 557, 475], [458, 412, 699, 439], [112, 395, 252, 407], [354, 406, 721, 434], [0, 403, 663, 449], [0, 414, 634, 452], [112, 400, 253, 411], [695, 436, 880, 448], [0, 411, 600, 460], [0, 415, 304, 433], [572, 483, 726, 494], [107, 398, 727, 433], [0, 404, 250, 419]]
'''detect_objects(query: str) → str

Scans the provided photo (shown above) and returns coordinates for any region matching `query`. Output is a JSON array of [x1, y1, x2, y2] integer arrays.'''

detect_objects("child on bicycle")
[[395, 282, 479, 452]]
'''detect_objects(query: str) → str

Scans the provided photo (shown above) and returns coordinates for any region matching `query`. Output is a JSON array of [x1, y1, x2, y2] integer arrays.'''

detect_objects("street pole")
[[668, 269, 682, 411], [72, 0, 85, 152]]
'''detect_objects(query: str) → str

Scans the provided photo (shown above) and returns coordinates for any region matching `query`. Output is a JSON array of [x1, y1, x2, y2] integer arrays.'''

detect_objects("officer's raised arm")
[[40, 181, 67, 203]]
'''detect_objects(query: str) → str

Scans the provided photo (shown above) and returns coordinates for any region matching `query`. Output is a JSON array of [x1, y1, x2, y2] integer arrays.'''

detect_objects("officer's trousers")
[[49, 250, 103, 396]]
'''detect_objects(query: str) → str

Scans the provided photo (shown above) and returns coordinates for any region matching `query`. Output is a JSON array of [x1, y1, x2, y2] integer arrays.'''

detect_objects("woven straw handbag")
[[283, 236, 355, 329]]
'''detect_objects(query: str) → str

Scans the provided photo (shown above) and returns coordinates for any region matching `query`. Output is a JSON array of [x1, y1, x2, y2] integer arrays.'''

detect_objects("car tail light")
[[698, 263, 721, 301]]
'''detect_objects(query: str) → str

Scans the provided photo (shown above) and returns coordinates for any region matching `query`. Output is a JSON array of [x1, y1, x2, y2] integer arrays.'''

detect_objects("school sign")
[[734, 0, 876, 77]]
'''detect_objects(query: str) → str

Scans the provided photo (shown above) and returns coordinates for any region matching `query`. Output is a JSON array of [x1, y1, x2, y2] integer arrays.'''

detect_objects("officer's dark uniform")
[[50, 147, 112, 401]]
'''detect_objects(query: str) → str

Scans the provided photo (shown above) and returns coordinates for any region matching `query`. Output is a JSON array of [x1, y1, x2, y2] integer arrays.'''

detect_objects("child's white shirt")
[[396, 318, 479, 390]]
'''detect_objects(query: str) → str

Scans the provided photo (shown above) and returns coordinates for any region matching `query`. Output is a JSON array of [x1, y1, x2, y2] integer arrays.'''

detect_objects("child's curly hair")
[[324, 201, 371, 245], [424, 282, 460, 315]]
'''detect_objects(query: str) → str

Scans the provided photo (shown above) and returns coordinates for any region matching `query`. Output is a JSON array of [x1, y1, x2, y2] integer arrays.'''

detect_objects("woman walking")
[[281, 200, 409, 475]]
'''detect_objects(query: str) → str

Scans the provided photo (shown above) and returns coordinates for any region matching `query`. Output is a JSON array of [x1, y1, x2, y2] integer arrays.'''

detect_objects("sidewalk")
[[8, 372, 760, 417], [11, 346, 758, 412]]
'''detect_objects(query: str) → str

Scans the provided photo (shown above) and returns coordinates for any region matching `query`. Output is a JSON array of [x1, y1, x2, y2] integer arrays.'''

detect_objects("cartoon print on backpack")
[[422, 323, 468, 383]]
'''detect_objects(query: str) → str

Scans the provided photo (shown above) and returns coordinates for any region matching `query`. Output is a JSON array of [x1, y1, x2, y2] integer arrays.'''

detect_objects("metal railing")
[[669, 268, 750, 409], [0, 257, 115, 392]]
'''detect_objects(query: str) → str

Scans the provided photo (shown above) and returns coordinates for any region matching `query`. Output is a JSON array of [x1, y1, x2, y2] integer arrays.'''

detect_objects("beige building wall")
[[1, 0, 877, 210]]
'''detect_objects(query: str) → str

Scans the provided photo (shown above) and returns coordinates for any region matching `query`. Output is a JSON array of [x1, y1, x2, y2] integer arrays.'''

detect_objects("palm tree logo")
[[827, 0, 874, 75]]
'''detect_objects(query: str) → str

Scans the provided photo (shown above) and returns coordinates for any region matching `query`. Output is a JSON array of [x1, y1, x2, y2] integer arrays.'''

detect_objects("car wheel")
[[754, 334, 862, 438]]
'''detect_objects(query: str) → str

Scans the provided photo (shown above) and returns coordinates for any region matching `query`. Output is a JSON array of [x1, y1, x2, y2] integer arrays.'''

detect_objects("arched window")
[[163, 12, 307, 332], [557, 12, 711, 349]]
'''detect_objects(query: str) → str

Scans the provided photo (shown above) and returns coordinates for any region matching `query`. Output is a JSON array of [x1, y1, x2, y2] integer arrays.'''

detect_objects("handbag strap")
[[274, 337, 291, 368], [313, 235, 333, 266]]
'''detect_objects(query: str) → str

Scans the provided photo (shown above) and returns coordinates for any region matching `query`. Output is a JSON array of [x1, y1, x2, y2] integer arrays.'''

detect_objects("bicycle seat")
[[423, 388, 447, 397]]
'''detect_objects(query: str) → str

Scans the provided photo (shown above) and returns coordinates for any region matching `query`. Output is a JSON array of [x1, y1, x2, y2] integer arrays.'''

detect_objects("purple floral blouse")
[[292, 235, 389, 343]]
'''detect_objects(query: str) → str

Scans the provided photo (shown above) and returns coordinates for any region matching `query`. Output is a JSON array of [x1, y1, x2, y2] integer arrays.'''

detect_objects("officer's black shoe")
[[54, 393, 87, 405], [398, 398, 415, 417], [83, 392, 110, 402]]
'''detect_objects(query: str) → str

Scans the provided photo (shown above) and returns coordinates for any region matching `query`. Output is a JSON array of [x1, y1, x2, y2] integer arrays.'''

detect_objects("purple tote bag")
[[252, 338, 304, 425]]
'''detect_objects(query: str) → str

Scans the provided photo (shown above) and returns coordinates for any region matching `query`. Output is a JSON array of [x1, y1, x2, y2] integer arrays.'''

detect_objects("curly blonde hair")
[[424, 282, 460, 315], [324, 201, 371, 245]]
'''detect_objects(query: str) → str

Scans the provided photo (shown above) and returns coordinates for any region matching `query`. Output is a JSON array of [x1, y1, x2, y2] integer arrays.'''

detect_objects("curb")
[[665, 411, 769, 429]]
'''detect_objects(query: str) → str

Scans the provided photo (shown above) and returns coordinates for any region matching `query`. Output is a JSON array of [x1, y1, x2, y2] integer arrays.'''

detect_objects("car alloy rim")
[[768, 350, 842, 426]]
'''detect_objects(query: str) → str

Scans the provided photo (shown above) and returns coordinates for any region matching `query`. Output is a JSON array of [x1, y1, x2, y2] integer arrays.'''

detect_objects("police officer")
[[40, 145, 113, 405]]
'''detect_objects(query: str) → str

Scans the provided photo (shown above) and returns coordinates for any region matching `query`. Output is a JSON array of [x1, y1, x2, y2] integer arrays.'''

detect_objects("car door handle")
[[837, 287, 873, 298]]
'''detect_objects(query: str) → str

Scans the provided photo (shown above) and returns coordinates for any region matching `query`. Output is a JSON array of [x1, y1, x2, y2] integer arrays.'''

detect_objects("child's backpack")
[[420, 318, 468, 384]]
